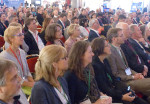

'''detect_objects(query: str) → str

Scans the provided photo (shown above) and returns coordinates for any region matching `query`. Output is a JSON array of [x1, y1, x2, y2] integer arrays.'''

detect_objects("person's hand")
[[139, 38, 146, 45], [133, 74, 140, 80], [143, 65, 148, 76], [122, 92, 135, 102], [93, 97, 112, 104]]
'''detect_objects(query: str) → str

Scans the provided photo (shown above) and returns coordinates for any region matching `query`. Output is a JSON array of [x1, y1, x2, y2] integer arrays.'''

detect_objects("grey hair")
[[129, 24, 138, 34], [0, 58, 17, 86], [89, 18, 97, 28], [9, 15, 17, 23]]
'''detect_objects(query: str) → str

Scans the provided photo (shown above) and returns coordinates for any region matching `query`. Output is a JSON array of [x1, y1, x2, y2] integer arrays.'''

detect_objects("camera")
[[127, 86, 136, 97]]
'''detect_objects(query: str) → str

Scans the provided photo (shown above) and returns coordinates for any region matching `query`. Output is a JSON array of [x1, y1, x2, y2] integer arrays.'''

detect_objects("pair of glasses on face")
[[14, 33, 24, 37]]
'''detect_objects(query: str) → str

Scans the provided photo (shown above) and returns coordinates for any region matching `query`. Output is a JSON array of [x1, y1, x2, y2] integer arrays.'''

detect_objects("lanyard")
[[9, 47, 24, 76], [3, 23, 7, 28], [85, 69, 91, 95], [107, 73, 112, 82], [57, 79, 70, 104], [85, 27, 90, 33]]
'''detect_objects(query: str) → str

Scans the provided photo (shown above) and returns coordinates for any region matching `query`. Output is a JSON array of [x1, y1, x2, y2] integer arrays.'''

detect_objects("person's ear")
[[52, 62, 57, 69]]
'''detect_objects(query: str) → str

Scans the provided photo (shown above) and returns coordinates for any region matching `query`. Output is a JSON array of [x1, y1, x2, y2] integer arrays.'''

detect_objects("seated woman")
[[31, 45, 71, 104], [45, 23, 64, 46], [65, 24, 81, 54], [0, 22, 34, 104], [65, 40, 112, 104], [40, 17, 54, 45], [91, 37, 148, 104]]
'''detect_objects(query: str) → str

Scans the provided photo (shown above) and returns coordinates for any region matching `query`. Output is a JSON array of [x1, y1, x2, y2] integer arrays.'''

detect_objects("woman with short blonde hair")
[[31, 45, 71, 104], [65, 24, 81, 54]]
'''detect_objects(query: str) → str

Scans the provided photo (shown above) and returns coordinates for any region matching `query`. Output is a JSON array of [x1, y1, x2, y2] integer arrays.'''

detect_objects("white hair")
[[89, 18, 97, 28]]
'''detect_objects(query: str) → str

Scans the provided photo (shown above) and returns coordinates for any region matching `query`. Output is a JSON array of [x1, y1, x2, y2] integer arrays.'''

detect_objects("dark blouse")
[[65, 65, 100, 104]]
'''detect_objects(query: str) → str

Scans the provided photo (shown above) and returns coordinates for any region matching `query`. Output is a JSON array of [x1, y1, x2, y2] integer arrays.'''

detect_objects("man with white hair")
[[88, 18, 100, 42], [128, 24, 150, 77]]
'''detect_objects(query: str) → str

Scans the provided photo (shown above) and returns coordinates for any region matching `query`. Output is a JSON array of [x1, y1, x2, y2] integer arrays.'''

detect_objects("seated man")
[[0, 59, 21, 104], [116, 23, 148, 76], [24, 18, 44, 55], [107, 28, 150, 103]]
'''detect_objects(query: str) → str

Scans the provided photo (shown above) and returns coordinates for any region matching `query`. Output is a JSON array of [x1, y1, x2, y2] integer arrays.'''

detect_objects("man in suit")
[[116, 23, 148, 76], [24, 18, 44, 55], [57, 13, 67, 42], [88, 18, 100, 42], [107, 28, 150, 103], [132, 12, 138, 24], [128, 24, 150, 77]]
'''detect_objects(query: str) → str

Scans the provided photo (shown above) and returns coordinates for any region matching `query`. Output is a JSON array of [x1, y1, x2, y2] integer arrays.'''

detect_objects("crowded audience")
[[0, 2, 150, 104]]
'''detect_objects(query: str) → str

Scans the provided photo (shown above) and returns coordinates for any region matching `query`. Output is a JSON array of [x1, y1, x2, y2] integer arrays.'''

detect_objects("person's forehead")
[[5, 67, 17, 81]]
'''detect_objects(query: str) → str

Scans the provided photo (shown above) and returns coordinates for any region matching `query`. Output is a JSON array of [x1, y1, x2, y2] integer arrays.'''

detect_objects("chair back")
[[26, 54, 38, 73], [0, 36, 5, 48]]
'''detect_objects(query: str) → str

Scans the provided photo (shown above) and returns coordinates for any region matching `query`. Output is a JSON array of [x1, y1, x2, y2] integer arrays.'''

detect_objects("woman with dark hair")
[[91, 37, 148, 104], [79, 18, 90, 38], [40, 17, 54, 45], [65, 40, 112, 104], [0, 12, 8, 36], [45, 23, 64, 46]]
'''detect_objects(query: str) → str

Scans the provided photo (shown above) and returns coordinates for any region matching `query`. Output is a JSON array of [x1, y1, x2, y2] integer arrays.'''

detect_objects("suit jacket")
[[36, 13, 44, 26], [24, 31, 39, 55], [107, 45, 137, 82], [133, 18, 138, 24], [92, 56, 128, 102], [57, 20, 65, 36], [121, 40, 145, 73], [31, 78, 71, 104], [88, 29, 99, 42], [128, 38, 150, 64], [39, 30, 47, 45]]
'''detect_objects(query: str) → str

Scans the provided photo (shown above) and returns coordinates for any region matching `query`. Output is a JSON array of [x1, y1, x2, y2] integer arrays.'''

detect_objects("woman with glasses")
[[65, 40, 112, 104], [0, 22, 34, 104], [31, 45, 71, 104], [45, 23, 64, 46]]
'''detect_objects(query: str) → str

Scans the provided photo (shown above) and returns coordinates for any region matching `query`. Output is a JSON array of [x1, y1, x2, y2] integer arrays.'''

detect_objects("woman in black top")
[[65, 40, 112, 104], [91, 37, 148, 104], [0, 12, 8, 36]]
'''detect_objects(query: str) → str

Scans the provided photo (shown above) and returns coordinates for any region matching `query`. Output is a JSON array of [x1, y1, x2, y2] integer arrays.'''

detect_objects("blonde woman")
[[31, 45, 71, 104], [0, 22, 34, 104], [65, 24, 81, 54]]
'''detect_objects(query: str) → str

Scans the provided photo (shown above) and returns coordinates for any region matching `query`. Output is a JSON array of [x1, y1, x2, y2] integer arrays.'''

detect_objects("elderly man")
[[0, 59, 21, 104], [88, 18, 100, 42], [107, 28, 150, 103], [128, 24, 150, 77]]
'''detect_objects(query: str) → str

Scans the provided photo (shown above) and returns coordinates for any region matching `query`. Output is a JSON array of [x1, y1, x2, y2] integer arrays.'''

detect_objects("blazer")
[[107, 45, 137, 82], [64, 70, 89, 104], [88, 29, 99, 42], [39, 30, 47, 45], [24, 31, 39, 55], [92, 55, 128, 102], [57, 20, 65, 36], [128, 38, 150, 64], [31, 78, 71, 104], [121, 40, 145, 73]]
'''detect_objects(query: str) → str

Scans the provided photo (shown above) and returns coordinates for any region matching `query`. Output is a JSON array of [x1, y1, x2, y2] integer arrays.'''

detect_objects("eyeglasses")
[[60, 56, 68, 60], [14, 33, 24, 37]]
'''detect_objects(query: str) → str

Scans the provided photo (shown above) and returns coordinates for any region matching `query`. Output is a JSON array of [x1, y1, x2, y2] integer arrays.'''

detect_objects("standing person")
[[0, 59, 22, 104], [31, 45, 71, 104], [65, 40, 112, 104], [0, 23, 34, 104], [36, 6, 44, 26]]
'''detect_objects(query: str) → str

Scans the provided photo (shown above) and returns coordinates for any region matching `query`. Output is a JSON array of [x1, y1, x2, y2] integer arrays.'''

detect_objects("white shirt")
[[90, 28, 100, 37], [54, 87, 68, 104], [59, 19, 65, 28], [28, 30, 44, 51]]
